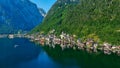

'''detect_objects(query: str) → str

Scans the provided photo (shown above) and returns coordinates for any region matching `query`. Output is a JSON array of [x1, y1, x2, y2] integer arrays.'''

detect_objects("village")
[[25, 29, 120, 56]]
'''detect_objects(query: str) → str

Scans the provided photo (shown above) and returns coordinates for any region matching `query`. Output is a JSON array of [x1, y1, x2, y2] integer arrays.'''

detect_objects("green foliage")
[[32, 0, 120, 45]]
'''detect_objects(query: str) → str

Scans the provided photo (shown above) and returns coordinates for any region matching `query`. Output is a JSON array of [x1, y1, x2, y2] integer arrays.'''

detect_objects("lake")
[[0, 38, 120, 68]]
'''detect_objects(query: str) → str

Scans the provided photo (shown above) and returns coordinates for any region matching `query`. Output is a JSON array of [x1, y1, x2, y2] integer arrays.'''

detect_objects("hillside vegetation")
[[32, 0, 120, 45]]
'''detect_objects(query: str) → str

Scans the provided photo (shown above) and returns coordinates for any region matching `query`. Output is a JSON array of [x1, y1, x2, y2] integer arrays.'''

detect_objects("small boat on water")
[[14, 45, 19, 48]]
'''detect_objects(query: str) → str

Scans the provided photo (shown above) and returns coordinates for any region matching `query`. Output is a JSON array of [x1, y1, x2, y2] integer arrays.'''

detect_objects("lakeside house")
[[8, 34, 14, 39], [77, 38, 85, 50], [0, 34, 8, 38], [27, 30, 120, 56], [102, 42, 112, 55]]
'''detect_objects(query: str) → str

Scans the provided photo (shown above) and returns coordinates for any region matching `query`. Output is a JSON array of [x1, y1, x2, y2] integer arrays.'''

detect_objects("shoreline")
[[0, 34, 27, 39], [1, 32, 119, 56], [26, 31, 120, 56]]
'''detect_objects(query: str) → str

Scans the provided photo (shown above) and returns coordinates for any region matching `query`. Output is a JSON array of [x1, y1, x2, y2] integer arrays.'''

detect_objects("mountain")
[[0, 0, 45, 34], [32, 0, 120, 45]]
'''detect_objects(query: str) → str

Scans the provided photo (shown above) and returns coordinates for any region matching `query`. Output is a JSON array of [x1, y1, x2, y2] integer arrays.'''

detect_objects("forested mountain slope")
[[32, 0, 120, 45]]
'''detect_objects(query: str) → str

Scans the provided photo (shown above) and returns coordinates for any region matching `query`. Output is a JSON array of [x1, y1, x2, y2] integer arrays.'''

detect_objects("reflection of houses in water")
[[27, 30, 120, 56]]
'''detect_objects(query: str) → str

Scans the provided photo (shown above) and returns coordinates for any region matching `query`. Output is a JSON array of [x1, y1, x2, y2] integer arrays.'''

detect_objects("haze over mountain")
[[30, 0, 56, 12], [32, 0, 120, 45], [0, 0, 45, 34], [39, 8, 46, 17]]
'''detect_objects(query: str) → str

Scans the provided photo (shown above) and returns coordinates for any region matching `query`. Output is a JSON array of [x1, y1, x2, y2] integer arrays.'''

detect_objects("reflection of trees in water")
[[43, 45, 120, 68]]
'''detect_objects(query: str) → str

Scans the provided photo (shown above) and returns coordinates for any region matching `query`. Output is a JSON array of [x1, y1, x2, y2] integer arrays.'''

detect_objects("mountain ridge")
[[0, 0, 45, 34]]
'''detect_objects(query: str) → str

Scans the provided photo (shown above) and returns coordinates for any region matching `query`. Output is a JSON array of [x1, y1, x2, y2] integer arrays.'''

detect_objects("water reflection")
[[1, 38, 120, 68], [0, 38, 41, 68], [0, 38, 59, 68], [43, 46, 120, 68], [18, 51, 59, 68]]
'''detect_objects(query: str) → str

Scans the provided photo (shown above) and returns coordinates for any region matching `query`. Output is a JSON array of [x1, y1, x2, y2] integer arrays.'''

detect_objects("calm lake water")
[[0, 38, 120, 68]]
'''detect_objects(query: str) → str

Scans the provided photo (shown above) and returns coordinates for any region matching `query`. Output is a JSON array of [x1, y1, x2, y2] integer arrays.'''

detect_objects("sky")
[[30, 0, 56, 13]]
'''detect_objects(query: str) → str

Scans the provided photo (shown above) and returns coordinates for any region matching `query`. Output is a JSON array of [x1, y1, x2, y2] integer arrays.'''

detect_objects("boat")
[[14, 45, 19, 48]]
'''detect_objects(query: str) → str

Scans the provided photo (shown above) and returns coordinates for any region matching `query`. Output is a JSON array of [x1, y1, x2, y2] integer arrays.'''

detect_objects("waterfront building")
[[8, 34, 14, 39]]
